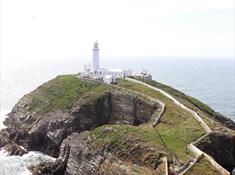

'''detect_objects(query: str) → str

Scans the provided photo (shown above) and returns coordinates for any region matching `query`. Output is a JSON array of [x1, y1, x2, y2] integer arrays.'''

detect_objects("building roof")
[[97, 68, 124, 72], [108, 68, 124, 72], [104, 75, 113, 79]]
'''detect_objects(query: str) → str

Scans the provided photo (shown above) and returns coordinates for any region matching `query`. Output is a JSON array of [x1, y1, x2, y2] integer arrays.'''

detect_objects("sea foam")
[[0, 110, 55, 175]]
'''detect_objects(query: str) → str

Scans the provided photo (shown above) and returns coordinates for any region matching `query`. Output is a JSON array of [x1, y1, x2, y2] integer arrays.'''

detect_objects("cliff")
[[0, 74, 234, 175], [196, 131, 235, 173]]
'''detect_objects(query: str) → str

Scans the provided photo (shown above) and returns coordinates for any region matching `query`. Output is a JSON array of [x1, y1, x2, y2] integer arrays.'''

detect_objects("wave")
[[0, 149, 55, 175], [0, 110, 55, 175]]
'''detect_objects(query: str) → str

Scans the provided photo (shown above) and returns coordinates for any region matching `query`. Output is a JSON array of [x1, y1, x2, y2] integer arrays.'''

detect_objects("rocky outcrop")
[[4, 76, 234, 175], [29, 144, 70, 175], [196, 131, 235, 173], [35, 132, 166, 175], [2, 143, 28, 156], [1, 91, 159, 158]]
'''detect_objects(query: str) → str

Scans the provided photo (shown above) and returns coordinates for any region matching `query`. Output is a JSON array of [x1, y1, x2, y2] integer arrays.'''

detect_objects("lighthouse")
[[82, 41, 132, 84], [92, 41, 99, 73]]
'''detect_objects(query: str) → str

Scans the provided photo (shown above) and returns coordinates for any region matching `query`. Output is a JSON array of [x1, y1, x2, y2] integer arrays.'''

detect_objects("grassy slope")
[[115, 79, 205, 161], [28, 75, 112, 114], [81, 125, 164, 151], [134, 78, 225, 130], [184, 158, 220, 175], [141, 79, 213, 114], [25, 75, 216, 170]]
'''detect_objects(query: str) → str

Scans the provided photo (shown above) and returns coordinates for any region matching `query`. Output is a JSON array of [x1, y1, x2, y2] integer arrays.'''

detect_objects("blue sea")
[[0, 57, 234, 174]]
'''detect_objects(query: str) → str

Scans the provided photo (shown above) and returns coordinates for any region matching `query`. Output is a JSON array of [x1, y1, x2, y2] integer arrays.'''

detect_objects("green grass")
[[28, 75, 112, 113], [138, 79, 213, 113], [114, 79, 205, 161], [134, 79, 226, 130], [27, 76, 205, 161], [184, 157, 220, 175], [81, 125, 164, 152]]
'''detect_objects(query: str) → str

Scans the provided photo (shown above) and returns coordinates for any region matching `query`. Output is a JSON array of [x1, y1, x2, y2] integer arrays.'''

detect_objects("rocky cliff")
[[196, 131, 235, 173], [1, 75, 234, 175], [0, 75, 166, 174], [1, 90, 159, 157]]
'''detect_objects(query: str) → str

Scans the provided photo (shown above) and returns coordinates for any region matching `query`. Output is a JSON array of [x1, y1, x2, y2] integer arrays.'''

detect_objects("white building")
[[92, 41, 99, 72], [81, 41, 152, 83], [103, 75, 116, 84], [90, 41, 132, 83]]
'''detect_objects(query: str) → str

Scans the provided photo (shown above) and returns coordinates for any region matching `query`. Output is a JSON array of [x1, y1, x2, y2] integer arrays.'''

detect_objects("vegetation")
[[81, 125, 163, 150], [114, 79, 205, 161], [140, 79, 214, 114], [28, 75, 112, 113], [132, 78, 224, 130], [24, 75, 219, 172], [184, 157, 220, 175], [82, 120, 203, 162]]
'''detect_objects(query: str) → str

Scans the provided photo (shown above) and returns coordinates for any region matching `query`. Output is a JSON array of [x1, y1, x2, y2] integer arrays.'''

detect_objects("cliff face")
[[196, 131, 235, 172], [61, 132, 166, 175], [1, 90, 158, 157], [1, 75, 234, 175], [30, 131, 166, 175]]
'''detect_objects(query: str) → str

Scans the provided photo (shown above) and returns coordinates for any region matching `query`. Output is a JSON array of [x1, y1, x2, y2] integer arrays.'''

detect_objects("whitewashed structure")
[[84, 41, 132, 84], [80, 41, 152, 84], [92, 42, 100, 72], [103, 75, 116, 84]]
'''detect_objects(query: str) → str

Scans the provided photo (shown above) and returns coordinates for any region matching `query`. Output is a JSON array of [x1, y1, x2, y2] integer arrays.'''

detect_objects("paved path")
[[126, 78, 230, 175], [126, 78, 212, 133], [80, 77, 229, 175]]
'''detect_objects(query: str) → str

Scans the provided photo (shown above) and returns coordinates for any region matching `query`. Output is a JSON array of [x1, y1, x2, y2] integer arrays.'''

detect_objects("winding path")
[[126, 78, 230, 175], [126, 78, 212, 133], [79, 77, 230, 175]]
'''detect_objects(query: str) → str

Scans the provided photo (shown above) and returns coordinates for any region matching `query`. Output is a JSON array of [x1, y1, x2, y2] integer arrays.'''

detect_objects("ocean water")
[[0, 149, 55, 175], [0, 57, 234, 174]]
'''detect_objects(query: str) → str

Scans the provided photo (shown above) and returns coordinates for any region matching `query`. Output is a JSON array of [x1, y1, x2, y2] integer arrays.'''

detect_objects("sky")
[[0, 0, 234, 61]]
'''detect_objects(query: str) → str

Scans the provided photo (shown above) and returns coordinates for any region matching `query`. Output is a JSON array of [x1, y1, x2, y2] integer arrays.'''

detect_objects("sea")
[[0, 57, 235, 174]]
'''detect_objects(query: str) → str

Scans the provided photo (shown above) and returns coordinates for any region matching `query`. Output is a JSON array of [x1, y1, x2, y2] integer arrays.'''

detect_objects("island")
[[0, 74, 235, 175]]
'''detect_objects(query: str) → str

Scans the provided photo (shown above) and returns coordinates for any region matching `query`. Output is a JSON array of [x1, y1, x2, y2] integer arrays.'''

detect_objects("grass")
[[28, 75, 112, 114], [184, 157, 220, 175], [114, 79, 205, 161], [23, 75, 218, 172], [134, 79, 226, 130], [81, 125, 164, 151], [139, 79, 214, 114]]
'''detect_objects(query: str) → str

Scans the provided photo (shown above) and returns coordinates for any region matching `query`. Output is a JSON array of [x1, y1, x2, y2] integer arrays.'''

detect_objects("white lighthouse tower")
[[92, 41, 99, 73]]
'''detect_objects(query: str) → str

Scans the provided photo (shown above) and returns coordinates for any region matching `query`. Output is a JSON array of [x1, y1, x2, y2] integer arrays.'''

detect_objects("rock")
[[29, 144, 70, 175], [3, 143, 28, 156], [102, 127, 113, 133], [196, 131, 235, 173], [3, 76, 234, 175], [1, 91, 158, 157], [47, 133, 167, 175], [0, 130, 11, 148]]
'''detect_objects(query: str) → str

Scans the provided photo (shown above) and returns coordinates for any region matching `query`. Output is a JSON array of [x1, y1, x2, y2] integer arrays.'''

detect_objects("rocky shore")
[[0, 75, 166, 174]]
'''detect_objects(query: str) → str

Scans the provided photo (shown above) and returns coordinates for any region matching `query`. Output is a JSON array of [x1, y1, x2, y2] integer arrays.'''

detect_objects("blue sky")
[[1, 0, 234, 60]]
